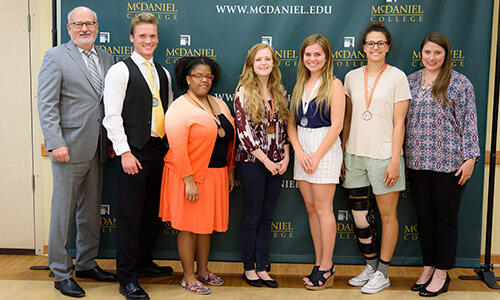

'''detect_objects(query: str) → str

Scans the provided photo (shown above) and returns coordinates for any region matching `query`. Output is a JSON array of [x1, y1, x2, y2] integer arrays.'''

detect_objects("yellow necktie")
[[143, 61, 165, 138]]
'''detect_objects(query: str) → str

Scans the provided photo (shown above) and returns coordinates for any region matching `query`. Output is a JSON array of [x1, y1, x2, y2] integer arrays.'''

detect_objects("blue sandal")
[[305, 266, 335, 290]]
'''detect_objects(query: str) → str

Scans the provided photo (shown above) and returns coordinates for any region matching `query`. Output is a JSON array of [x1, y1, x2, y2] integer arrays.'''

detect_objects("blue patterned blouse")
[[405, 69, 480, 172]]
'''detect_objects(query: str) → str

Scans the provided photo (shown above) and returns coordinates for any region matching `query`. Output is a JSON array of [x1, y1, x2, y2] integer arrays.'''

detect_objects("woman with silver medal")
[[342, 22, 411, 294], [288, 34, 345, 290]]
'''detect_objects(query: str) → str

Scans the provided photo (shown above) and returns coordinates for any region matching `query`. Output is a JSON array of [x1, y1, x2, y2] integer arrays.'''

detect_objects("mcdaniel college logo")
[[96, 45, 134, 63], [412, 49, 465, 68], [164, 34, 217, 65], [261, 36, 299, 68], [332, 36, 367, 68], [370, 0, 424, 23], [272, 220, 294, 239], [126, 1, 178, 20], [100, 204, 117, 234]]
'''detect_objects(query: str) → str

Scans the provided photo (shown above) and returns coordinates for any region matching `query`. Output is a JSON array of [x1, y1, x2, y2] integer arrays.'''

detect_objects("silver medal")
[[300, 116, 308, 127], [152, 97, 159, 107], [300, 77, 322, 128]]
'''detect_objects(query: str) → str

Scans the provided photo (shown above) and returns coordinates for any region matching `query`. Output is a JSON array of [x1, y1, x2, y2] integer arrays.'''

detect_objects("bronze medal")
[[363, 64, 387, 122], [186, 91, 226, 139], [362, 110, 373, 121], [266, 125, 275, 134], [218, 126, 226, 138], [262, 93, 277, 135]]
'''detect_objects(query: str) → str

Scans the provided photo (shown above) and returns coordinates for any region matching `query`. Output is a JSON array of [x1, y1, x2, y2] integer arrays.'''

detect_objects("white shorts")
[[293, 126, 343, 184]]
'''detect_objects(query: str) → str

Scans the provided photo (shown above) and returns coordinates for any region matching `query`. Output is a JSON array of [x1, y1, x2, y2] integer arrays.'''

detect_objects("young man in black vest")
[[103, 12, 173, 300]]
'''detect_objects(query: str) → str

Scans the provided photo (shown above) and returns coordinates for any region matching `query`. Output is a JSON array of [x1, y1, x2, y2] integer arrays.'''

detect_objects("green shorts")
[[343, 153, 406, 195]]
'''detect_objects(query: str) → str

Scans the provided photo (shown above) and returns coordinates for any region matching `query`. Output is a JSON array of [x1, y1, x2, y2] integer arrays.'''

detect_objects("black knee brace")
[[347, 187, 378, 255]]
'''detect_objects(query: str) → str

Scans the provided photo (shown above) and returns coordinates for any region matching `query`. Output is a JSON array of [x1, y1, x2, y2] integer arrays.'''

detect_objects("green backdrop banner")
[[63, 0, 492, 267]]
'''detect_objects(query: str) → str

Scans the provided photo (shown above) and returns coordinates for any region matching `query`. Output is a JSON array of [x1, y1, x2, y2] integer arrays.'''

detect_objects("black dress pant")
[[116, 138, 167, 284], [407, 168, 465, 270]]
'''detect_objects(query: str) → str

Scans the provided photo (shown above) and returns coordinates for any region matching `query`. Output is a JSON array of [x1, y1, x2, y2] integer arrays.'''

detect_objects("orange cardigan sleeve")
[[164, 97, 194, 178]]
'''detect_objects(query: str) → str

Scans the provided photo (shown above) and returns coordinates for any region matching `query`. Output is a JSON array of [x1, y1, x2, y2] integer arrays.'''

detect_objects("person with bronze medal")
[[158, 56, 236, 295], [342, 22, 411, 294], [185, 90, 226, 138], [288, 34, 345, 290], [233, 43, 289, 288]]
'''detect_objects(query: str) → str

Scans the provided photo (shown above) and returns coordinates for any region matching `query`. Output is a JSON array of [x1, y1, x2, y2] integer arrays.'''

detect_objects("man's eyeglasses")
[[364, 41, 389, 49], [189, 73, 215, 80], [69, 21, 97, 30]]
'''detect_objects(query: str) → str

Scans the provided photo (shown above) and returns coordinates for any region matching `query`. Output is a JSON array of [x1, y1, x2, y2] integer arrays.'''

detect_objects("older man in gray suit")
[[38, 6, 117, 297]]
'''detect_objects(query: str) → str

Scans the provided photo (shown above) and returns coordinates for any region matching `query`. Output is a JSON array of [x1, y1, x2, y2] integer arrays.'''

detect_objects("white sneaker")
[[348, 264, 376, 287], [361, 270, 391, 294]]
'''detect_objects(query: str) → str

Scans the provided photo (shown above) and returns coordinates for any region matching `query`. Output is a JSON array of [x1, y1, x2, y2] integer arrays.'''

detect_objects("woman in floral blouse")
[[405, 32, 480, 297], [234, 43, 289, 288]]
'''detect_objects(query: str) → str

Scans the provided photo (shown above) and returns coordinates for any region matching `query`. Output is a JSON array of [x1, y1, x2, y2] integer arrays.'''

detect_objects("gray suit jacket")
[[38, 41, 114, 163]]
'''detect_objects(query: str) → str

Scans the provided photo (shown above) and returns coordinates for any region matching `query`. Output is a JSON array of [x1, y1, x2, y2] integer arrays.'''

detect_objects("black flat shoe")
[[419, 273, 450, 297], [54, 278, 85, 297], [260, 278, 278, 288], [76, 265, 117, 282], [243, 272, 262, 287], [411, 275, 433, 292], [119, 281, 150, 300]]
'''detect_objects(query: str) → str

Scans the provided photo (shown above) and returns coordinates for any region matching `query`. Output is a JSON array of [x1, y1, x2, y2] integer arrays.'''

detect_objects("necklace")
[[421, 70, 436, 92], [186, 91, 226, 138], [261, 90, 276, 134], [363, 64, 387, 121]]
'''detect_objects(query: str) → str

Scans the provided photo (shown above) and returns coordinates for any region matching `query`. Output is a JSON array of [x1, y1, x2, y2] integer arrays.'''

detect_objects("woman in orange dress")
[[159, 56, 235, 295]]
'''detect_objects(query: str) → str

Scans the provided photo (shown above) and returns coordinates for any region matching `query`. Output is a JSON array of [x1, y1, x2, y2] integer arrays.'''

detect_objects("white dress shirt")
[[103, 51, 173, 156]]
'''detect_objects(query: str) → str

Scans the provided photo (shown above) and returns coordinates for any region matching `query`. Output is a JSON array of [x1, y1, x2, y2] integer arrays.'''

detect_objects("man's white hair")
[[67, 6, 97, 24]]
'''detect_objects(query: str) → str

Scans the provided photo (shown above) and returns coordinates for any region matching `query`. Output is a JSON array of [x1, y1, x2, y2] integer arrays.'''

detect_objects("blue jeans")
[[237, 162, 282, 271]]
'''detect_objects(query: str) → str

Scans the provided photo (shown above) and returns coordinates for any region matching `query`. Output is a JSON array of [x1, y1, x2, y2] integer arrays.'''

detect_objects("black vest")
[[122, 58, 169, 150]]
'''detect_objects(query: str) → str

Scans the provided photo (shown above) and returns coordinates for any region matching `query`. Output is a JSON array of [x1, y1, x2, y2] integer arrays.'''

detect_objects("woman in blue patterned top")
[[405, 32, 480, 297]]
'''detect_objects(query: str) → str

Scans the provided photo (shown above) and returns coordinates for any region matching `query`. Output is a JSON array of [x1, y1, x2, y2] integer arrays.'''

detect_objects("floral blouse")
[[405, 69, 480, 172], [234, 88, 289, 163]]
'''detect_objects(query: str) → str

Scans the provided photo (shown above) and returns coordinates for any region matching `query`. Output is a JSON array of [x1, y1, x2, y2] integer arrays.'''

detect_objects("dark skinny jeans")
[[237, 162, 282, 271]]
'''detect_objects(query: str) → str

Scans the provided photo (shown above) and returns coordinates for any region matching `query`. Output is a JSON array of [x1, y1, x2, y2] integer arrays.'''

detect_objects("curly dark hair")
[[174, 56, 221, 91], [360, 22, 392, 50]]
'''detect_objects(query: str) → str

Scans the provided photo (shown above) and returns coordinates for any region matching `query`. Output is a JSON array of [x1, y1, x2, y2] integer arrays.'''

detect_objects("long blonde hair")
[[236, 43, 288, 123], [291, 34, 335, 116]]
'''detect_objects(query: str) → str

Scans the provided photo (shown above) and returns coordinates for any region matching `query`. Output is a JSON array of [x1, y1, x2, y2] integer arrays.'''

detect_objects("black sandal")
[[305, 266, 335, 290], [303, 265, 319, 285]]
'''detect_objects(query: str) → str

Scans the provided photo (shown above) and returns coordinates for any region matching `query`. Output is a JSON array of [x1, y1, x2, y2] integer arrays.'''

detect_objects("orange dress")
[[159, 95, 235, 234]]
